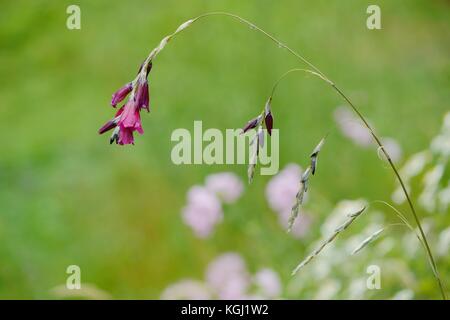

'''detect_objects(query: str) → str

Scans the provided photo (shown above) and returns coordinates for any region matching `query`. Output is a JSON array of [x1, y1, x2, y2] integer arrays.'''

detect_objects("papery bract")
[[135, 80, 150, 112]]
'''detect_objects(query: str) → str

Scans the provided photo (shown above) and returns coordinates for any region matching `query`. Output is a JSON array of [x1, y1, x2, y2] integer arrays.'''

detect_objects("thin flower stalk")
[[101, 12, 446, 299]]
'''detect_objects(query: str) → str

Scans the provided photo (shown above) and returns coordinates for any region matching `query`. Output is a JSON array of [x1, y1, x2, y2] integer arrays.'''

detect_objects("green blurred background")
[[0, 0, 449, 299]]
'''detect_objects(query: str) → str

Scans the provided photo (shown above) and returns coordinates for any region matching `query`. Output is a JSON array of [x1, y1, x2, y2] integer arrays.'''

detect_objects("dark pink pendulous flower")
[[98, 118, 117, 134], [100, 61, 153, 145], [98, 100, 144, 145], [111, 83, 132, 107]]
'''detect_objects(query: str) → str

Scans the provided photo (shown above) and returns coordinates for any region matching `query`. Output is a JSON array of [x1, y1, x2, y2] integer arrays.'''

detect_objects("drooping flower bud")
[[264, 99, 273, 136], [111, 83, 132, 107], [98, 119, 117, 134], [242, 115, 262, 134]]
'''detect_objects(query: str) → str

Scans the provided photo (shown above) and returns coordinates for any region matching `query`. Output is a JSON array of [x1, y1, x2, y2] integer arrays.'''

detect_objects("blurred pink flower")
[[265, 164, 312, 237], [278, 209, 312, 238], [334, 106, 372, 147], [253, 268, 282, 298], [205, 172, 244, 204], [334, 106, 403, 162], [265, 164, 302, 213], [205, 253, 250, 299], [181, 186, 223, 238]]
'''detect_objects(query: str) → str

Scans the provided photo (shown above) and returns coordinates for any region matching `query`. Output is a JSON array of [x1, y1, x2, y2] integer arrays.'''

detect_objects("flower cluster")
[[98, 62, 152, 145], [286, 199, 413, 299], [392, 112, 450, 213], [98, 18, 196, 145]]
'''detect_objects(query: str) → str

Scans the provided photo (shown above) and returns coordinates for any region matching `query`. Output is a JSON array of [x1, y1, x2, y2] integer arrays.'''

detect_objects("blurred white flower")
[[253, 268, 282, 298], [380, 137, 403, 163], [312, 259, 332, 280], [437, 227, 450, 257], [430, 112, 450, 158], [376, 238, 395, 255], [205, 172, 244, 204], [394, 113, 449, 212], [347, 278, 366, 299], [314, 279, 341, 299], [392, 183, 411, 205], [431, 134, 450, 158], [393, 151, 430, 205], [418, 164, 444, 212], [161, 279, 211, 300], [443, 111, 450, 131], [438, 183, 450, 212], [399, 151, 431, 180], [182, 185, 223, 238], [321, 199, 367, 236], [402, 232, 419, 258], [392, 289, 414, 300]]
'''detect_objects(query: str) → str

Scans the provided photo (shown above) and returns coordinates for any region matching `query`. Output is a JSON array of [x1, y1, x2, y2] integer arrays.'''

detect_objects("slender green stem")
[[269, 68, 331, 98], [145, 11, 447, 299], [193, 12, 330, 82], [371, 200, 415, 234]]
